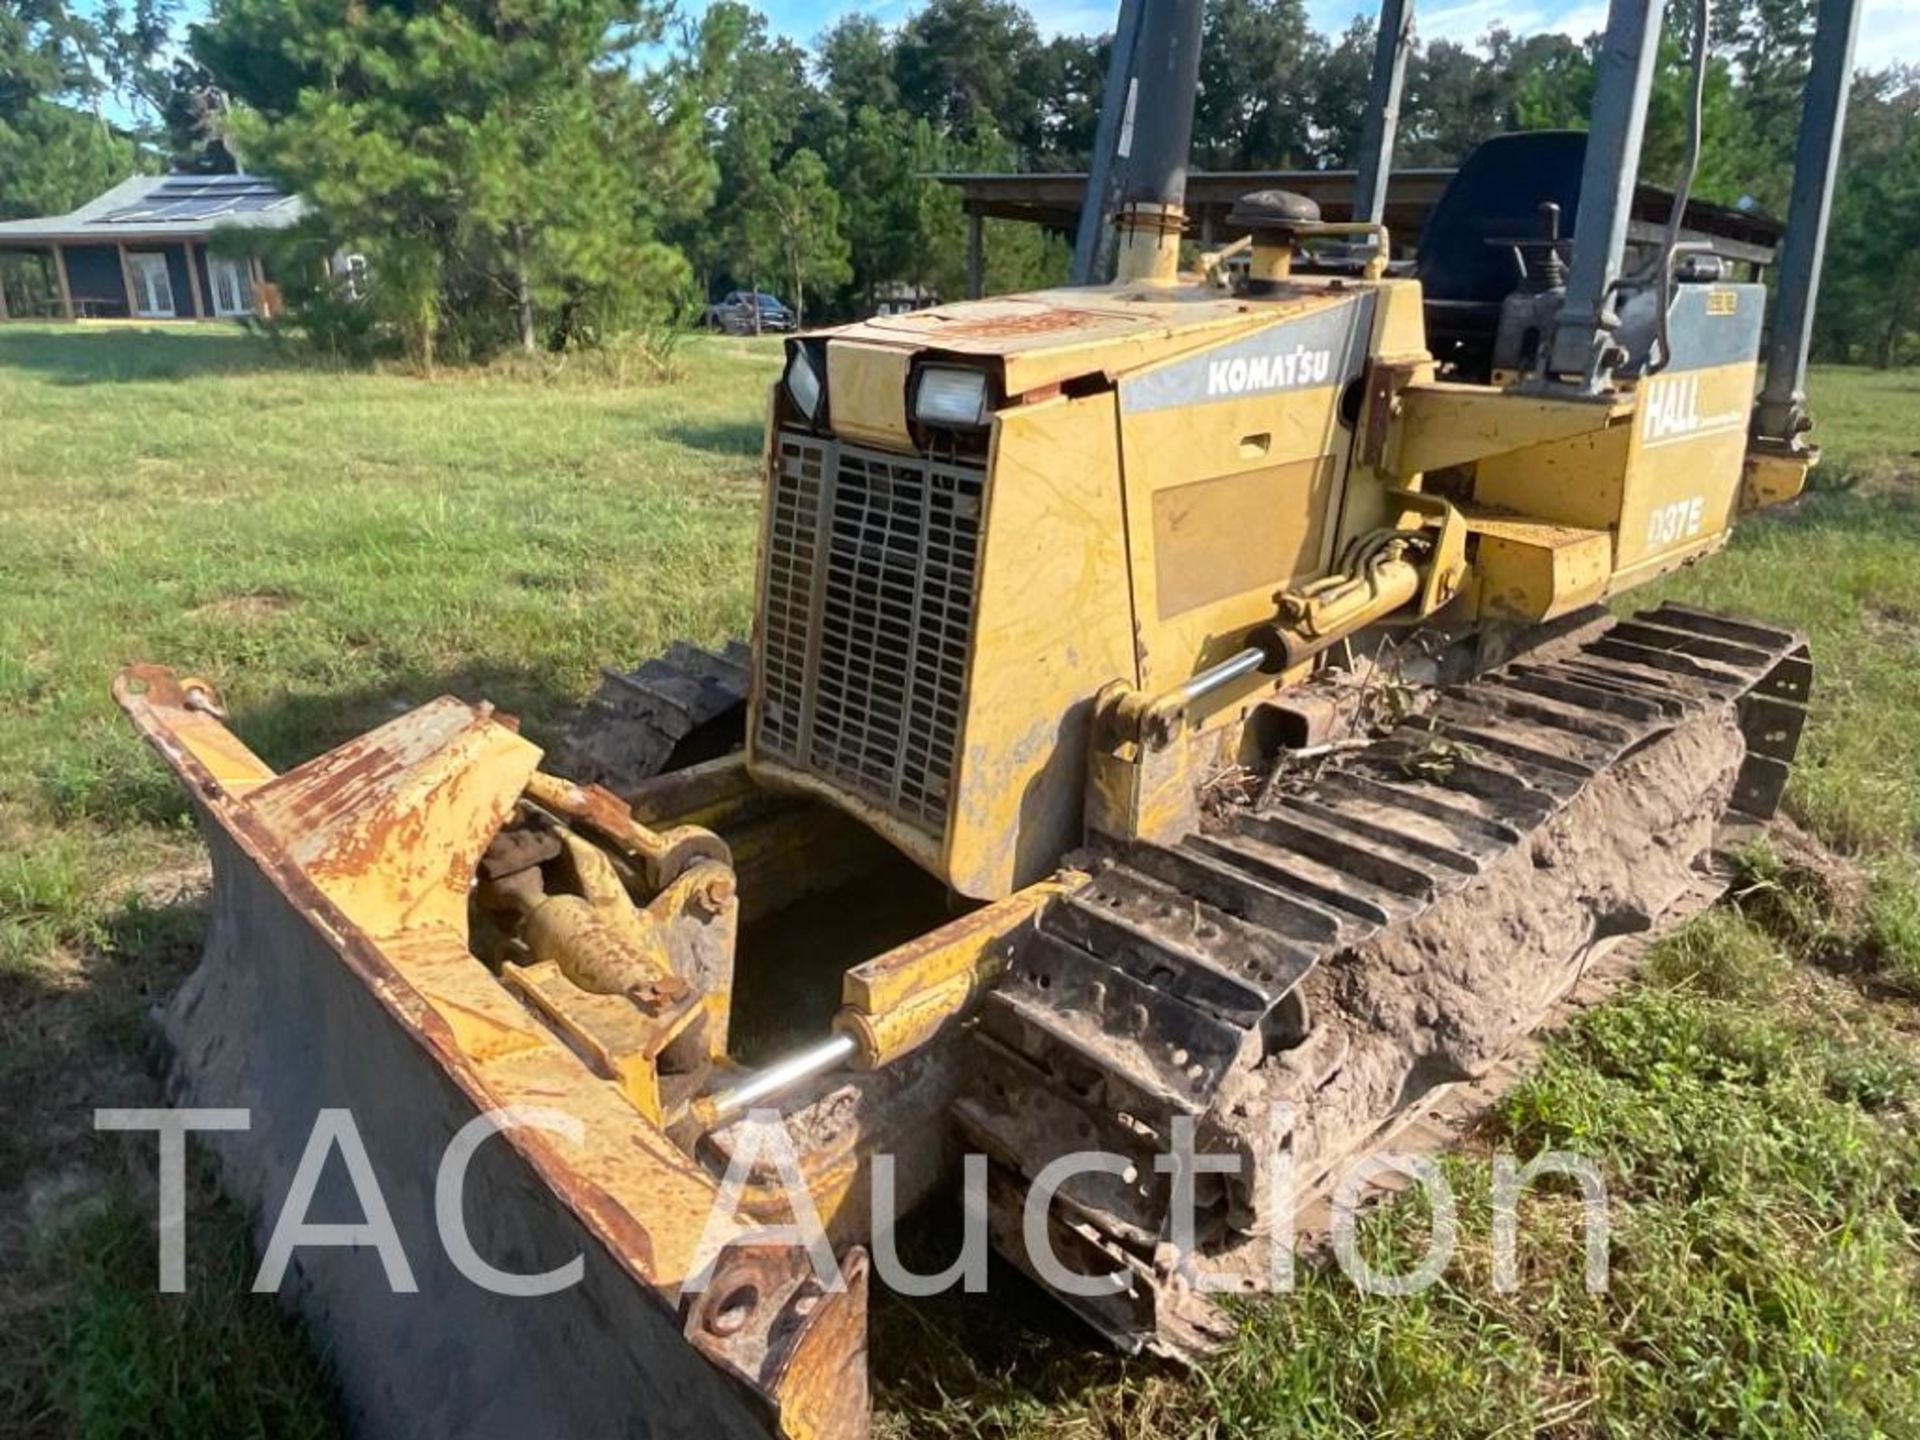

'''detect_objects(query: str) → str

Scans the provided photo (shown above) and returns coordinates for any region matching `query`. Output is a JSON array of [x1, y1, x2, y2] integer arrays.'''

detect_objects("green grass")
[[2, 326, 1918, 1439], [1644, 378, 1920, 855], [0, 323, 781, 1436]]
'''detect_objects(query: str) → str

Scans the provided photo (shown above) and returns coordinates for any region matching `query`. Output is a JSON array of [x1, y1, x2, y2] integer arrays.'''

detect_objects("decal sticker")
[[1120, 294, 1377, 414], [1646, 495, 1708, 547], [1639, 373, 1745, 447], [1206, 344, 1333, 396]]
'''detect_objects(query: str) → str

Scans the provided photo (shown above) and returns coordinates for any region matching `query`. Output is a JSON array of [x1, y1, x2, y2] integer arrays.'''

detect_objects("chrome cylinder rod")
[[708, 1033, 857, 1120], [1180, 645, 1268, 705]]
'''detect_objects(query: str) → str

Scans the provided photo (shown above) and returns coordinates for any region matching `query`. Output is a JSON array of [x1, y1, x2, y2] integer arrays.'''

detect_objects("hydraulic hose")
[[1652, 0, 1712, 372]]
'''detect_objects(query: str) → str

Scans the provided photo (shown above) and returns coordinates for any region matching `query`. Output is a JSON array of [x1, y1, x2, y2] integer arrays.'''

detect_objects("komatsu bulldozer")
[[115, 0, 1861, 1433]]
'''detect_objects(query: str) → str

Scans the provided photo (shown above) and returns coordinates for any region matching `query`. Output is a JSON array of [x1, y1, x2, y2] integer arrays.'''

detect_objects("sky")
[[689, 0, 1920, 63], [99, 0, 1920, 122]]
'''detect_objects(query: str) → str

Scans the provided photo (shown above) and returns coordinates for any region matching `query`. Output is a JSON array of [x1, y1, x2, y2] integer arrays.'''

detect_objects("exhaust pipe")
[[1111, 0, 1205, 285]]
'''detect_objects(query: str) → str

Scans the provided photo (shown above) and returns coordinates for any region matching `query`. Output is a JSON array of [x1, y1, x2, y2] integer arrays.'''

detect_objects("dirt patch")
[[188, 590, 298, 623], [1215, 710, 1747, 1223], [1746, 817, 1869, 928], [131, 858, 213, 907], [1866, 599, 1920, 639]]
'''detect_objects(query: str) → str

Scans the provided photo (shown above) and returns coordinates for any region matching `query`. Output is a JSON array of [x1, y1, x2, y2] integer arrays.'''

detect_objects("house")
[[870, 280, 939, 317], [0, 172, 304, 322]]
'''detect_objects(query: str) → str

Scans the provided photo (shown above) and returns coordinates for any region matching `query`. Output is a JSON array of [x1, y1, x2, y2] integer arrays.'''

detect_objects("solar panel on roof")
[[95, 176, 288, 224]]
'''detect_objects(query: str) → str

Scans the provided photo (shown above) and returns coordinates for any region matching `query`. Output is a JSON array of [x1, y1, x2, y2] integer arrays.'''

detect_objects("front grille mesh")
[[757, 432, 984, 840]]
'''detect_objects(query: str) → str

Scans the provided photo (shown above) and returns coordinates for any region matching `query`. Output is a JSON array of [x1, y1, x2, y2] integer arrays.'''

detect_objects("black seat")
[[1415, 131, 1588, 378]]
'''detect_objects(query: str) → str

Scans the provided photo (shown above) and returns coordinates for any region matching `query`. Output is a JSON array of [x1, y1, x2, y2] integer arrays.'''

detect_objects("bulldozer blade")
[[114, 664, 868, 1440]]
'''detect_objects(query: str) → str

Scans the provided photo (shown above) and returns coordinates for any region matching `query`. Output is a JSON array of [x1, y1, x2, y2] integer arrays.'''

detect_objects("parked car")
[[703, 290, 797, 334]]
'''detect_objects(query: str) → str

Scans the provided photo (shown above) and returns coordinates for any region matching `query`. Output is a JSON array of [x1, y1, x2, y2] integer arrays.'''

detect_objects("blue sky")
[[108, 0, 1920, 114], [693, 0, 1918, 60]]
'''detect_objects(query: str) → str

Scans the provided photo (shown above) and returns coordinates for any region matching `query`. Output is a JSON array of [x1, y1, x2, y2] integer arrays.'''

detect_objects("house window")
[[128, 252, 175, 318], [209, 255, 254, 317]]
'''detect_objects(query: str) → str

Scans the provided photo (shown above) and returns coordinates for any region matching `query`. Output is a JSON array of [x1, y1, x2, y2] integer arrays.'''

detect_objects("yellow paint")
[[1389, 383, 1628, 478], [1085, 696, 1204, 848], [1464, 512, 1614, 622], [113, 671, 752, 1291], [835, 879, 1070, 1066], [1119, 312, 1356, 691], [825, 339, 913, 450], [831, 285, 1282, 398], [944, 391, 1137, 898], [504, 960, 681, 1122], [1113, 202, 1183, 284], [1741, 447, 1814, 510], [1150, 456, 1335, 618], [244, 698, 543, 940], [1333, 280, 1434, 552], [1614, 360, 1757, 571], [742, 272, 1771, 905], [1368, 277, 1431, 358]]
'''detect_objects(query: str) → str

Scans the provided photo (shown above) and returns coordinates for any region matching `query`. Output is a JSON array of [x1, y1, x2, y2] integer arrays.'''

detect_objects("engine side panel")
[[946, 391, 1138, 897], [1117, 292, 1377, 691]]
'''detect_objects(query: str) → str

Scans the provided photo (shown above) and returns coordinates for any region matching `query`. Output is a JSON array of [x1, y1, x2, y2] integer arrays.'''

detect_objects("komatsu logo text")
[[1207, 345, 1334, 397]]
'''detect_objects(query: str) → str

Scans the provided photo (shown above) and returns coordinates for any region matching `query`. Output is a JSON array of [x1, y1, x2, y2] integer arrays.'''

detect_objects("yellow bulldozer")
[[115, 0, 1859, 1433]]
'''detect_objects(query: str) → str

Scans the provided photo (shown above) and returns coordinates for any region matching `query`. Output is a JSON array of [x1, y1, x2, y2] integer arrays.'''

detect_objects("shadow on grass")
[[49, 660, 593, 834], [870, 1199, 1158, 1428], [0, 325, 305, 385], [203, 659, 591, 781], [664, 417, 766, 459]]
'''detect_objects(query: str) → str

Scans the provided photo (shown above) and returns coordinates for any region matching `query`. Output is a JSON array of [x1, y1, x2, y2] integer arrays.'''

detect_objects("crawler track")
[[951, 603, 1811, 1356], [554, 640, 750, 791]]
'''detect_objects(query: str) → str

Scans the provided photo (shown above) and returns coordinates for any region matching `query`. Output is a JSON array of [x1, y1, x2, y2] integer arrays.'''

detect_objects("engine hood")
[[825, 282, 1360, 397]]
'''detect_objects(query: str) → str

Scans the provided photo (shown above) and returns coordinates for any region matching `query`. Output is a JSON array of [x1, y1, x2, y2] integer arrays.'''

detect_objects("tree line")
[[2, 0, 1916, 366]]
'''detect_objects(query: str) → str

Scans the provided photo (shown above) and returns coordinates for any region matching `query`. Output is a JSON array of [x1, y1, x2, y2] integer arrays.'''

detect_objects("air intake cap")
[[1227, 190, 1322, 236]]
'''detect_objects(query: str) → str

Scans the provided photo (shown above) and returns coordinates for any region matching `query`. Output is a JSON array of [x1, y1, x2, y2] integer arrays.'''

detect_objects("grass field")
[[1, 324, 1917, 1439]]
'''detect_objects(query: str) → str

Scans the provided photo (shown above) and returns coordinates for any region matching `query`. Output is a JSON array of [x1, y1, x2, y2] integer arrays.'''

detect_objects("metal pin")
[[707, 1033, 857, 1120]]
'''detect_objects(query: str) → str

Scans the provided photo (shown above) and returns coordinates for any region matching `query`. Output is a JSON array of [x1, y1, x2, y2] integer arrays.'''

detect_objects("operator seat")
[[1415, 130, 1589, 380]]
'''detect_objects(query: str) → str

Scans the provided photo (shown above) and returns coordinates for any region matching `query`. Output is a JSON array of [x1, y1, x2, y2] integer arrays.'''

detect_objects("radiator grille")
[[757, 432, 984, 840]]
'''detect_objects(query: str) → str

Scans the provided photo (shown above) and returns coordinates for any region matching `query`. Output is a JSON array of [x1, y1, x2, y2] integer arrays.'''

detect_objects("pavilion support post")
[[966, 205, 985, 299], [0, 261, 10, 322], [51, 242, 74, 320], [185, 241, 206, 319]]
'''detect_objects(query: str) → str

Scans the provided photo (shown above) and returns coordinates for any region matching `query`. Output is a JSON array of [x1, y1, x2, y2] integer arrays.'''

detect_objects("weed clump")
[[1644, 909, 1791, 1001]]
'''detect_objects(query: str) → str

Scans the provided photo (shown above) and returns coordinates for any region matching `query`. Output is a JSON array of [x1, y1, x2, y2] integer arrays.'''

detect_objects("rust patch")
[[918, 306, 1111, 338]]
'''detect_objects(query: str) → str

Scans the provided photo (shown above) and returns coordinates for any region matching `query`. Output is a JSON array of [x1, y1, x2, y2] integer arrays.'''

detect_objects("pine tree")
[[198, 0, 700, 361]]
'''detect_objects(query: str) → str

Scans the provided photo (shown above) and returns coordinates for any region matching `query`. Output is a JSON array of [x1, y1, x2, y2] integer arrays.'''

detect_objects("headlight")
[[913, 366, 992, 429], [784, 343, 824, 422]]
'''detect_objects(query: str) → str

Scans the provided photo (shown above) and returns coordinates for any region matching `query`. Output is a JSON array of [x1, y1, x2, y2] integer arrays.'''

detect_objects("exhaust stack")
[[1111, 0, 1205, 285]]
